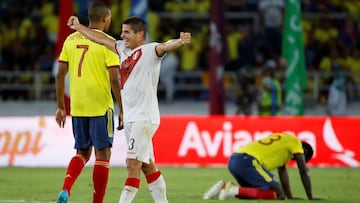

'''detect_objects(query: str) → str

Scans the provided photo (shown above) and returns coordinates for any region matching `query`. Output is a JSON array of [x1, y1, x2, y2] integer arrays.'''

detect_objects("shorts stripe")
[[107, 108, 113, 137], [252, 159, 272, 182]]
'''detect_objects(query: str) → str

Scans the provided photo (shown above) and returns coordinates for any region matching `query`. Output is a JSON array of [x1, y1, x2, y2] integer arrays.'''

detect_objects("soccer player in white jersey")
[[67, 15, 191, 203]]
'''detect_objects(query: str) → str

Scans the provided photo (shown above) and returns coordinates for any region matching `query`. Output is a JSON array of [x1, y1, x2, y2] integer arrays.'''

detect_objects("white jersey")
[[116, 41, 163, 124]]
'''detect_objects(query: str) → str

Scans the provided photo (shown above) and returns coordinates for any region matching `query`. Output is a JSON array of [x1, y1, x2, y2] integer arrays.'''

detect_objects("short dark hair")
[[123, 16, 146, 35], [302, 142, 314, 162], [88, 1, 110, 22]]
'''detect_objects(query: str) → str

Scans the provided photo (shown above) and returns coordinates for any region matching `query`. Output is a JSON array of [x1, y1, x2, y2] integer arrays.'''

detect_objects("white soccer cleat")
[[203, 180, 225, 200], [218, 181, 238, 200]]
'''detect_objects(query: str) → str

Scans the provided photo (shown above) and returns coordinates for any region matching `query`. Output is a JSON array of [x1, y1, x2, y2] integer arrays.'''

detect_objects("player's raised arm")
[[155, 32, 191, 56], [67, 16, 117, 53]]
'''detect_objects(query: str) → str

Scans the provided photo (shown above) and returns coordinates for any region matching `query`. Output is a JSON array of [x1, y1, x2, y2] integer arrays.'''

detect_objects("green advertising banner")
[[282, 0, 307, 115]]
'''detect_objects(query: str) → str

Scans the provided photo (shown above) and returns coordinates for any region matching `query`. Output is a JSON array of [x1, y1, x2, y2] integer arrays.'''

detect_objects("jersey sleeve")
[[105, 48, 120, 67], [98, 32, 120, 67], [149, 42, 161, 58], [115, 40, 125, 59], [289, 136, 304, 154], [58, 37, 69, 62], [148, 42, 164, 64]]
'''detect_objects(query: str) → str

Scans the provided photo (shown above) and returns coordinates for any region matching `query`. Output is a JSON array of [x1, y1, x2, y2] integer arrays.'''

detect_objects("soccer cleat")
[[57, 190, 69, 203], [218, 181, 238, 200], [203, 180, 225, 200]]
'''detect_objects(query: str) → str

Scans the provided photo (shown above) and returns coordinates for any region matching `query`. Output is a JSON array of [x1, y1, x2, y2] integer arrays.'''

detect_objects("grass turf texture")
[[0, 167, 358, 203]]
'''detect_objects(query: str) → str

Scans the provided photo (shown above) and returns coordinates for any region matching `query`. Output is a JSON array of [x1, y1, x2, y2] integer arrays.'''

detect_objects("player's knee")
[[126, 159, 142, 171], [94, 147, 111, 160], [77, 149, 92, 161], [141, 162, 157, 175]]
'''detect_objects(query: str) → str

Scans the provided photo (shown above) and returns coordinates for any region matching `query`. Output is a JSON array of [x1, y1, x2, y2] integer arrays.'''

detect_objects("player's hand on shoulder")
[[67, 16, 80, 30], [179, 32, 191, 45]]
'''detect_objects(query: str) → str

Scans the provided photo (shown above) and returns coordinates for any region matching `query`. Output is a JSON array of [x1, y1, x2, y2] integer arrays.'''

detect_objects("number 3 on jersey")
[[258, 134, 282, 145]]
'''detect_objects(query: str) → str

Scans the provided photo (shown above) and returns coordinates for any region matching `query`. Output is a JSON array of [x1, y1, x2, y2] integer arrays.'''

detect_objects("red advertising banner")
[[153, 116, 360, 167], [0, 116, 359, 167], [0, 116, 127, 167]]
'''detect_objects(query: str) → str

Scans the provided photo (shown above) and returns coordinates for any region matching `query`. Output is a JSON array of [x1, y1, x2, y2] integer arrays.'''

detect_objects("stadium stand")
[[0, 0, 360, 108]]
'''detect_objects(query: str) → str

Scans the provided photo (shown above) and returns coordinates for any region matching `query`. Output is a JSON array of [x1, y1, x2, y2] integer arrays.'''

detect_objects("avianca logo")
[[177, 121, 317, 158], [177, 119, 359, 167], [323, 118, 359, 167]]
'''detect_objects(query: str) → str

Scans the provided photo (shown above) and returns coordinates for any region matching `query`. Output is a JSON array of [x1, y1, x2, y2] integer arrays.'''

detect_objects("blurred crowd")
[[0, 0, 360, 112]]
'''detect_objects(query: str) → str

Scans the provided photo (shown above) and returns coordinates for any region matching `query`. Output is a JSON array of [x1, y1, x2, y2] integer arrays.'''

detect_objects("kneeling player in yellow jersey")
[[203, 133, 318, 200]]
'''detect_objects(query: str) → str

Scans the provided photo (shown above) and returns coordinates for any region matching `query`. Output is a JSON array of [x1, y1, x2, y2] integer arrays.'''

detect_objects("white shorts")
[[124, 120, 159, 164]]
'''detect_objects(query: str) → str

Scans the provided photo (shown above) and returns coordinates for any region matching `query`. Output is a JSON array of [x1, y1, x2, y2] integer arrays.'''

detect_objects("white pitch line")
[[0, 200, 57, 203], [0, 201, 81, 203]]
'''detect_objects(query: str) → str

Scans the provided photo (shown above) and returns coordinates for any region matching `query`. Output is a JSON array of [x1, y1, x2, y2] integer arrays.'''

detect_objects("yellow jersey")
[[59, 30, 120, 116], [236, 133, 303, 171]]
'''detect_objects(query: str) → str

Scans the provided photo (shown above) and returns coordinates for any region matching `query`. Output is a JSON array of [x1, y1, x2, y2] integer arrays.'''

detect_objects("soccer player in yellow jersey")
[[204, 133, 317, 200], [54, 2, 122, 203]]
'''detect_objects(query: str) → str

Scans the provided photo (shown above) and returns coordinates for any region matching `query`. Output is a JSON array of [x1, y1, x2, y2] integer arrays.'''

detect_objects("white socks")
[[119, 172, 168, 203], [118, 185, 138, 203], [148, 174, 168, 203]]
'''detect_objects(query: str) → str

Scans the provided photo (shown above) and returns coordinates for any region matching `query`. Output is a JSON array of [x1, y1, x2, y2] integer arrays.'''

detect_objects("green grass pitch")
[[0, 167, 359, 203]]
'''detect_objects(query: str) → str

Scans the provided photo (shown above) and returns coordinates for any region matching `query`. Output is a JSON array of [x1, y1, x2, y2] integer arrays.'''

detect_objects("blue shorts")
[[72, 109, 114, 150], [228, 153, 279, 190]]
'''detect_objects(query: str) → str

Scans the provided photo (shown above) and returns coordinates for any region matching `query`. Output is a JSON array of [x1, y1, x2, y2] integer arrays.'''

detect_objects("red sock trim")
[[75, 153, 87, 164], [125, 178, 140, 188], [146, 171, 161, 184], [94, 159, 110, 168]]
